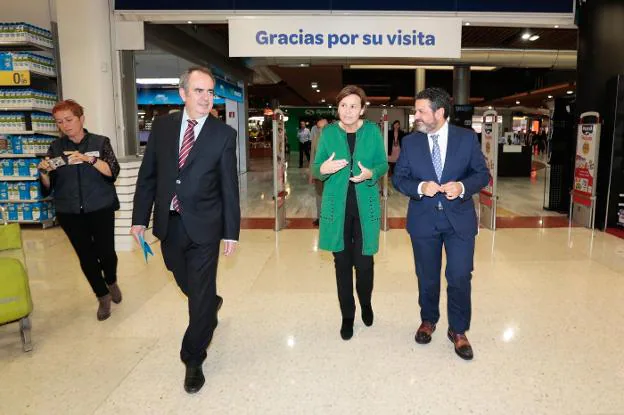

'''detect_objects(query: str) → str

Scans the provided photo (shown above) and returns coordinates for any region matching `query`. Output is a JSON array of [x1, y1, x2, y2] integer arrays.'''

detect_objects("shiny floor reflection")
[[1, 226, 623, 414]]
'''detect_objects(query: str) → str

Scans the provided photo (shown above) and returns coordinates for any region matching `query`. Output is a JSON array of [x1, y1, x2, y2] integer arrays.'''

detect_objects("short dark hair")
[[392, 120, 401, 127], [336, 85, 367, 108], [179, 66, 215, 92], [415, 87, 451, 119]]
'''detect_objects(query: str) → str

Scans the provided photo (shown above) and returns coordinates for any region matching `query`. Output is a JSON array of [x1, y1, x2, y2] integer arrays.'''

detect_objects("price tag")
[[0, 70, 31, 86]]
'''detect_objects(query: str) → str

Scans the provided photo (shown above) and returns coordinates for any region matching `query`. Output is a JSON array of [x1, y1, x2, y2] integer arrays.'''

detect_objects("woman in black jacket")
[[388, 120, 405, 176], [38, 99, 121, 321]]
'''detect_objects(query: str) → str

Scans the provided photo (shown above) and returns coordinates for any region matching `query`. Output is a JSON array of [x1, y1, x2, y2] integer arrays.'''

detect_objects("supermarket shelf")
[[0, 40, 53, 52], [0, 176, 38, 181], [0, 106, 53, 113], [0, 153, 46, 158], [0, 130, 59, 136], [7, 218, 55, 228], [1, 198, 52, 203]]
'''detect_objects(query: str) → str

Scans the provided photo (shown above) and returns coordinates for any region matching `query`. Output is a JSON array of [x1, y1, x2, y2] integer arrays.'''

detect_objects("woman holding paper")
[[38, 99, 121, 321], [311, 85, 388, 340]]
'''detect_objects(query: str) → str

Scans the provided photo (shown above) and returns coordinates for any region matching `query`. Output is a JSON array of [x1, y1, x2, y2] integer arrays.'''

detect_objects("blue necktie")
[[431, 134, 443, 181]]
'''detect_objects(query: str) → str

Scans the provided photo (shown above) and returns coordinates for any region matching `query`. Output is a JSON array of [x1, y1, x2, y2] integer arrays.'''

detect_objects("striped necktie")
[[430, 134, 443, 181], [171, 119, 198, 213]]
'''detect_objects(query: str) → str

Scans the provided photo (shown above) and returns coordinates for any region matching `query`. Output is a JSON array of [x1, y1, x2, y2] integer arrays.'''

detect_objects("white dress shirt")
[[172, 110, 237, 243], [170, 110, 208, 210], [417, 121, 464, 197]]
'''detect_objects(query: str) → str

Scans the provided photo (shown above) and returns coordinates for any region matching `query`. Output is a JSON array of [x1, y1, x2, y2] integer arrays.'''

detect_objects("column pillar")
[[576, 0, 624, 228], [414, 68, 425, 95], [55, 0, 119, 151]]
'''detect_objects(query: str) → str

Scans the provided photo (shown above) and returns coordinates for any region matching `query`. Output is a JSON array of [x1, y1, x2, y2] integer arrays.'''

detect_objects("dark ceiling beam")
[[144, 24, 252, 81]]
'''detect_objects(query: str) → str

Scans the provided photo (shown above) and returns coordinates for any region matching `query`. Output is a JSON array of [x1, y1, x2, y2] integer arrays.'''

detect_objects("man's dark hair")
[[415, 87, 451, 119]]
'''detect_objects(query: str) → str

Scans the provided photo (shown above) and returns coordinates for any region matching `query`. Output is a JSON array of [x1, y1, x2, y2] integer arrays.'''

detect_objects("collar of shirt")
[[179, 109, 209, 150], [427, 120, 449, 167]]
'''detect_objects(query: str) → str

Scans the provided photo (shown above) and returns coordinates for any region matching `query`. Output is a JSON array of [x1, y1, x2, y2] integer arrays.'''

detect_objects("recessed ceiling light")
[[366, 101, 371, 105], [554, 25, 560, 28], [328, 105, 332, 108], [567, 90, 574, 94], [529, 35, 540, 41], [390, 105, 394, 107], [299, 64, 308, 67], [321, 98, 326, 103], [516, 100, 521, 105], [465, 22, 471, 26], [187, 20, 193, 24], [311, 82, 318, 89], [521, 33, 531, 40], [488, 106, 493, 110], [548, 95, 553, 99], [316, 89, 320, 93]]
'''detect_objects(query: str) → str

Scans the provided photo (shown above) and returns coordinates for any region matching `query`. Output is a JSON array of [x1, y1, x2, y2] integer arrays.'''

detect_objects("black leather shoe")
[[213, 296, 224, 329], [361, 304, 374, 327], [340, 318, 354, 340], [415, 321, 436, 344], [447, 329, 474, 361], [184, 365, 205, 394]]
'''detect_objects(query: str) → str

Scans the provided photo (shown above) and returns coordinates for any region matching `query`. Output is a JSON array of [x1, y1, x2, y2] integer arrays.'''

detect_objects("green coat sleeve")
[[312, 129, 331, 181], [367, 127, 389, 186]]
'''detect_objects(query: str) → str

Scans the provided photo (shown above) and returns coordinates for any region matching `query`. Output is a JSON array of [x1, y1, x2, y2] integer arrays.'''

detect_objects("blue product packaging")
[[22, 203, 33, 221], [17, 181, 28, 200], [0, 181, 7, 200]]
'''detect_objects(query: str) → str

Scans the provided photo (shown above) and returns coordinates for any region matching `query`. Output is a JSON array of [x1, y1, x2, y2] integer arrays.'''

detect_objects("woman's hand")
[[349, 161, 373, 183], [37, 157, 54, 173], [320, 152, 349, 175], [67, 151, 94, 165]]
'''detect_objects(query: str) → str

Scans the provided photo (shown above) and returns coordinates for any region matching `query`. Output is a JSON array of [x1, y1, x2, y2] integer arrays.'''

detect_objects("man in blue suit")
[[392, 88, 489, 360]]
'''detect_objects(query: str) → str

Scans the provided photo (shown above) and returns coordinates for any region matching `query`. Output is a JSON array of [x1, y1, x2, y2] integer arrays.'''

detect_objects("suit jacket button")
[[176, 179, 181, 184]]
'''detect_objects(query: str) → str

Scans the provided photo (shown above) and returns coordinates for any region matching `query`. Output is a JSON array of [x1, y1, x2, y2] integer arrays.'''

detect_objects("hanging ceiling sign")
[[228, 16, 461, 58]]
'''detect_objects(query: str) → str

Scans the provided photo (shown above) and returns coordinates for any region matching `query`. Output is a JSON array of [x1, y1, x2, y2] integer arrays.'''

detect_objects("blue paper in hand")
[[138, 234, 154, 262]]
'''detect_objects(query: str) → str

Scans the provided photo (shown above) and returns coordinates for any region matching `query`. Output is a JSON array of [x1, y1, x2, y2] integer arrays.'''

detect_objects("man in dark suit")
[[392, 88, 489, 360], [131, 67, 240, 392]]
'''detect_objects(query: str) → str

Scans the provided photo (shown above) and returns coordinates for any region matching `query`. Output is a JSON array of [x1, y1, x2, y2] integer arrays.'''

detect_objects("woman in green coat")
[[312, 85, 388, 340]]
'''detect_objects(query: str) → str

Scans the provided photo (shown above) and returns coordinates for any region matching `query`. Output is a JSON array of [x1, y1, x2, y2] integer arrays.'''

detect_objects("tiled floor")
[[2, 225, 624, 414], [4, 153, 613, 415]]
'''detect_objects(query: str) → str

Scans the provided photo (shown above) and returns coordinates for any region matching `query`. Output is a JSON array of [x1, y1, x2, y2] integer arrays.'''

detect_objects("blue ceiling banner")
[[115, 0, 573, 13], [137, 88, 226, 105]]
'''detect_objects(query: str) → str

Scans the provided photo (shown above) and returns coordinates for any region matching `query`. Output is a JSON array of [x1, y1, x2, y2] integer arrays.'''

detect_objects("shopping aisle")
[[1, 226, 624, 414]]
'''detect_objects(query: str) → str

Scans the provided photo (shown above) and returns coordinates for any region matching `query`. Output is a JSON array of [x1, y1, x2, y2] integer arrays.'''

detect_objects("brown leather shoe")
[[108, 283, 122, 304], [415, 321, 436, 344], [97, 294, 112, 321], [447, 329, 474, 360]]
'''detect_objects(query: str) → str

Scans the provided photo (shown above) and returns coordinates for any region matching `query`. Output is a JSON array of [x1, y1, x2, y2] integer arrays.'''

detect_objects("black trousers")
[[332, 213, 374, 319], [161, 213, 220, 367], [299, 141, 311, 167], [57, 207, 118, 298]]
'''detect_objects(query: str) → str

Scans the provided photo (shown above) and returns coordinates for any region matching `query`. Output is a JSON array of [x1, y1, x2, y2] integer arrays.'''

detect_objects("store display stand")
[[0, 23, 59, 228]]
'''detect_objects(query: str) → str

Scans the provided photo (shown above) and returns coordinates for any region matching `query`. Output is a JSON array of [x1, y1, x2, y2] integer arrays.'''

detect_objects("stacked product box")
[[0, 113, 27, 132], [10, 52, 55, 76], [31, 113, 57, 132], [1, 181, 43, 202], [0, 22, 54, 49], [4, 134, 55, 154], [0, 89, 56, 109], [0, 158, 39, 177]]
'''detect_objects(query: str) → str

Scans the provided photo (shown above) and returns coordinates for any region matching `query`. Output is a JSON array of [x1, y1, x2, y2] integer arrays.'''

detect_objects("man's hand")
[[349, 161, 373, 183], [422, 181, 443, 197], [320, 152, 349, 175], [130, 225, 146, 245], [441, 182, 463, 200], [223, 240, 237, 256]]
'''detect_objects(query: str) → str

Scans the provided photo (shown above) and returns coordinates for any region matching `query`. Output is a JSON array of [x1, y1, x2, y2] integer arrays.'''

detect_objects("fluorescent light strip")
[[349, 65, 497, 71], [136, 78, 179, 85]]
